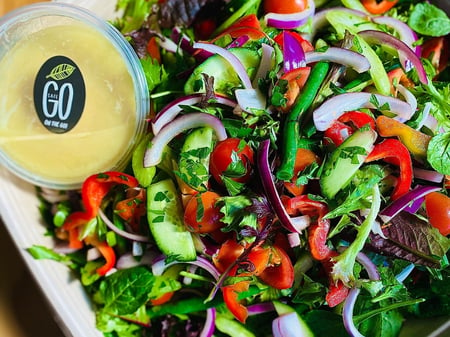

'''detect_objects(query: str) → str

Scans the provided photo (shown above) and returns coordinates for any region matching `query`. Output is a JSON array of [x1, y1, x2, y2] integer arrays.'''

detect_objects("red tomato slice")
[[184, 191, 223, 234], [425, 192, 450, 236], [264, 0, 308, 14], [209, 138, 254, 185]]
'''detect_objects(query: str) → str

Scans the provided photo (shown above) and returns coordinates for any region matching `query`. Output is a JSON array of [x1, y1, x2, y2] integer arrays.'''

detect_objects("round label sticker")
[[34, 55, 86, 133]]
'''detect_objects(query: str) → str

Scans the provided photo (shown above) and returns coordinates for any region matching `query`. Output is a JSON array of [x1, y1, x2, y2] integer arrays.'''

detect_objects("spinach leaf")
[[408, 3, 450, 37], [100, 266, 155, 316], [427, 132, 450, 175]]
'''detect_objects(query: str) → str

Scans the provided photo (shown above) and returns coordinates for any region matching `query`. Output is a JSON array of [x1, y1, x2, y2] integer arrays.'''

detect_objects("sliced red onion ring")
[[151, 255, 221, 281], [371, 16, 421, 56], [235, 88, 266, 112], [157, 36, 180, 54], [144, 113, 227, 167], [413, 167, 444, 183], [307, 7, 368, 41], [379, 185, 442, 223], [252, 43, 274, 88], [272, 312, 313, 337], [288, 232, 301, 248], [312, 92, 413, 131], [257, 139, 303, 233], [342, 253, 379, 337], [305, 47, 370, 73], [247, 302, 275, 316], [395, 84, 417, 122], [265, 0, 315, 29], [152, 94, 237, 135], [193, 42, 253, 89], [282, 31, 306, 73], [98, 209, 150, 243], [343, 288, 364, 337], [200, 308, 216, 337], [358, 30, 428, 84]]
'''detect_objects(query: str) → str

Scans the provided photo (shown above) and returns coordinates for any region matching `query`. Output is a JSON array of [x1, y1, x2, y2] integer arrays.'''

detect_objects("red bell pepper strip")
[[115, 188, 147, 232], [212, 14, 266, 41], [361, 0, 399, 14], [83, 236, 117, 276], [365, 139, 413, 200], [283, 195, 333, 261], [222, 280, 250, 323], [324, 111, 375, 146], [81, 172, 139, 218], [421, 36, 449, 74], [62, 172, 139, 274]]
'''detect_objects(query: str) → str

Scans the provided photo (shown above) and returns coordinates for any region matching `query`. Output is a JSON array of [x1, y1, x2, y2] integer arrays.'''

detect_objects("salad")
[[30, 0, 450, 336]]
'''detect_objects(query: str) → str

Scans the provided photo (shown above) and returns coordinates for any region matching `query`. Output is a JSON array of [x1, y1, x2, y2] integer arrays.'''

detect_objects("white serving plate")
[[0, 1, 448, 337]]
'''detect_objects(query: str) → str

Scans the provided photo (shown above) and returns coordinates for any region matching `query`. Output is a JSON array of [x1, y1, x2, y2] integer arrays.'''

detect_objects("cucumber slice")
[[184, 47, 260, 96], [132, 134, 156, 187], [178, 127, 213, 192], [320, 128, 377, 199], [147, 179, 196, 261]]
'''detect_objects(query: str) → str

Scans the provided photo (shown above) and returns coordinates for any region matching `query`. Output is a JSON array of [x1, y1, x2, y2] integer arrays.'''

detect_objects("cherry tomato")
[[184, 191, 223, 234], [264, 0, 307, 14], [209, 138, 254, 185], [425, 192, 450, 236], [258, 245, 294, 289]]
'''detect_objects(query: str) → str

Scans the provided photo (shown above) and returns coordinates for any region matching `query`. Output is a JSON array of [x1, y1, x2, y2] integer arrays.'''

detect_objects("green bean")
[[276, 61, 330, 181]]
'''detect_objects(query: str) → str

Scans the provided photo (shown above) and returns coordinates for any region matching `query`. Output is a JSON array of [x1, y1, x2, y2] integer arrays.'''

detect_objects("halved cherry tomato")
[[184, 191, 224, 234], [258, 245, 294, 289], [264, 0, 307, 14], [283, 148, 318, 196], [209, 138, 254, 185], [324, 111, 376, 146], [212, 14, 266, 41], [115, 188, 146, 232], [425, 192, 450, 236], [361, 0, 399, 14]]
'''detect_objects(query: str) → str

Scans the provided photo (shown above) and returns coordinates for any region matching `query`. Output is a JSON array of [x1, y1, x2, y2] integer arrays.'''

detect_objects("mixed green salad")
[[30, 0, 450, 336]]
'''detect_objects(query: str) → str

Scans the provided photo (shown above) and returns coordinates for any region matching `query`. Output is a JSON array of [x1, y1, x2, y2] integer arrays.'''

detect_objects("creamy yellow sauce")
[[0, 22, 138, 187]]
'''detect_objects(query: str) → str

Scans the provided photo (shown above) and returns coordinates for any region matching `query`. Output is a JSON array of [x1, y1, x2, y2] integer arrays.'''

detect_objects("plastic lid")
[[0, 3, 149, 190]]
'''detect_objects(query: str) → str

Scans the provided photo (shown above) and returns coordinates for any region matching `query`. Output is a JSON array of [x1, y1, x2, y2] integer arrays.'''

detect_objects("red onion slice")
[[312, 92, 413, 131], [151, 255, 221, 281], [98, 209, 150, 243], [152, 94, 237, 135], [413, 167, 444, 183], [144, 113, 227, 167], [272, 312, 314, 337], [252, 43, 274, 88], [200, 308, 216, 337], [235, 88, 266, 112], [282, 30, 306, 73], [358, 30, 428, 84], [305, 47, 370, 73], [257, 139, 304, 233], [193, 42, 253, 89], [379, 185, 442, 222], [265, 0, 315, 29], [343, 288, 364, 337], [371, 16, 421, 56]]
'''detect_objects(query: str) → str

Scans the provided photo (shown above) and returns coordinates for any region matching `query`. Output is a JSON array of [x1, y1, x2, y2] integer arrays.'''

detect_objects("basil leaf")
[[100, 266, 155, 316], [408, 3, 450, 37], [427, 132, 450, 175]]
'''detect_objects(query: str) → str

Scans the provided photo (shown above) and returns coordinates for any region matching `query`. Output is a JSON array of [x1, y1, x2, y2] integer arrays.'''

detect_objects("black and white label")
[[34, 56, 86, 133]]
